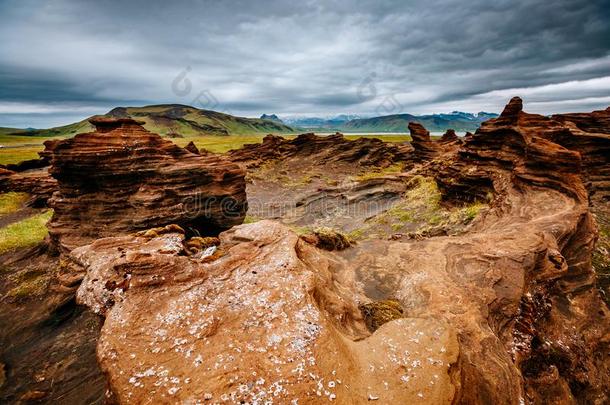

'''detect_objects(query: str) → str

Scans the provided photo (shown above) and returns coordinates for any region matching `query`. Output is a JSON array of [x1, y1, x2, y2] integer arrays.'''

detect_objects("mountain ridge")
[[0, 105, 499, 139]]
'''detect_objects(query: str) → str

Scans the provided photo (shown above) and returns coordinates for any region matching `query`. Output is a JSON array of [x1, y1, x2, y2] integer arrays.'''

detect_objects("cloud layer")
[[1, 0, 609, 127]]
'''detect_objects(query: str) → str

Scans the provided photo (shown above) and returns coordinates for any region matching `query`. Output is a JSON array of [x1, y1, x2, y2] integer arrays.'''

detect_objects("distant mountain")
[[107, 105, 295, 136], [341, 111, 498, 133], [0, 107, 497, 140], [0, 105, 296, 140], [260, 114, 283, 123], [282, 114, 362, 130]]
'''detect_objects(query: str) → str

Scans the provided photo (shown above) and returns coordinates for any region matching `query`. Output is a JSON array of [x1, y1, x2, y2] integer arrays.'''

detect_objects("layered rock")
[[0, 168, 57, 207], [430, 97, 610, 403], [70, 221, 460, 404], [440, 129, 459, 143], [0, 146, 57, 207], [408, 122, 459, 161], [551, 107, 610, 206], [229, 132, 412, 169], [44, 117, 247, 251], [436, 97, 585, 203]]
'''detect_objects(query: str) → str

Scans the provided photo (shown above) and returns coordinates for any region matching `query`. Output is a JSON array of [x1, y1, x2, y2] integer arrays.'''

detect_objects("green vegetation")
[[5, 268, 50, 300], [353, 162, 405, 181], [0, 119, 415, 165], [0, 210, 53, 254], [111, 105, 296, 137], [345, 228, 365, 241], [0, 192, 29, 215], [0, 145, 47, 165], [344, 134, 412, 143], [374, 176, 486, 235], [287, 225, 313, 235], [359, 299, 404, 332], [593, 221, 610, 305], [243, 215, 261, 224], [341, 112, 496, 133]]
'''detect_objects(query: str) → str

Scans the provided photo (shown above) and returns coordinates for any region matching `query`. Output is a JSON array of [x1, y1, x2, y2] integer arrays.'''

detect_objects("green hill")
[[106, 104, 295, 136], [0, 104, 296, 141], [0, 120, 93, 139]]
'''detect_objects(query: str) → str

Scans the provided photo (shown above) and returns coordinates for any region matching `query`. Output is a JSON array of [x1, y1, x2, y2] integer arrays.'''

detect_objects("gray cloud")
[[0, 0, 609, 127]]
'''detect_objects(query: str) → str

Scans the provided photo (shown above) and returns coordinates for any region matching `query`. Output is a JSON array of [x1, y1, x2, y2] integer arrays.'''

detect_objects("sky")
[[0, 0, 609, 128]]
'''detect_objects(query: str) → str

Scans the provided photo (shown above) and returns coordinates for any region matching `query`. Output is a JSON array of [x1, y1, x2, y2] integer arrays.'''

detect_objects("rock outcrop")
[[408, 122, 459, 161], [44, 117, 247, 251], [440, 129, 459, 143], [0, 168, 57, 207], [69, 220, 460, 404], [66, 98, 610, 405], [4, 98, 610, 405], [430, 97, 610, 403], [551, 107, 610, 206], [229, 132, 412, 169]]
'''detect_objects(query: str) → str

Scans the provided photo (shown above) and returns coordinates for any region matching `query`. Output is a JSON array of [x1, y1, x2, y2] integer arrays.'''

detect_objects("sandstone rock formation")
[[4, 98, 610, 404], [230, 132, 412, 169], [0, 168, 57, 207], [184, 140, 201, 155], [440, 129, 459, 143], [551, 107, 610, 206], [408, 122, 459, 161], [66, 98, 610, 405], [44, 117, 247, 251], [69, 220, 460, 404]]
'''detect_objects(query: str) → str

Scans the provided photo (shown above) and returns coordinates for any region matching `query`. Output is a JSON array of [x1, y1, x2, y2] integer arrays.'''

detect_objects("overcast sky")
[[1, 0, 609, 128]]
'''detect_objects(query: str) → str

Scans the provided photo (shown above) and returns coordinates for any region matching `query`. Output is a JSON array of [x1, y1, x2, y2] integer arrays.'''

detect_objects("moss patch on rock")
[[359, 299, 404, 332], [5, 268, 51, 301], [0, 192, 29, 216], [0, 210, 52, 254], [301, 227, 352, 251]]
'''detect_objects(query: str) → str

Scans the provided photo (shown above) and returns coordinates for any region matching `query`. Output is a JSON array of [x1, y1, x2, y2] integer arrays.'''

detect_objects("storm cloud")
[[1, 0, 609, 127]]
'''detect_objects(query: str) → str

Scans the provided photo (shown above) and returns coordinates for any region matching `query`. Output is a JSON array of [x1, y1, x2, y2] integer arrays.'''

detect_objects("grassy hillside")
[[0, 104, 298, 164], [108, 104, 295, 136]]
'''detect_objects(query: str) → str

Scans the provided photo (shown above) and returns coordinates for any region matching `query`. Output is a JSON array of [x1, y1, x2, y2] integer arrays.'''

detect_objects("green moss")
[[288, 225, 313, 235], [310, 227, 351, 250], [5, 268, 50, 300], [353, 162, 404, 181], [243, 215, 260, 224], [359, 299, 404, 332], [346, 228, 365, 241], [374, 176, 487, 235], [0, 192, 29, 216], [0, 210, 52, 254]]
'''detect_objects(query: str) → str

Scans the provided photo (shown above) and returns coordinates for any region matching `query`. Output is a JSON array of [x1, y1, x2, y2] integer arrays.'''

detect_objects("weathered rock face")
[[69, 221, 460, 404], [551, 107, 610, 206], [430, 97, 610, 403], [440, 129, 459, 143], [0, 146, 57, 207], [9, 98, 609, 404], [45, 117, 247, 251], [436, 97, 585, 203], [408, 122, 459, 161], [0, 168, 57, 207], [229, 132, 412, 169]]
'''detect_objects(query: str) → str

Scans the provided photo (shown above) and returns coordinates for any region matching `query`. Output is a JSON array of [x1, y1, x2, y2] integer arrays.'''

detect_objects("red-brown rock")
[[408, 122, 459, 161], [229, 132, 412, 169], [45, 117, 247, 251]]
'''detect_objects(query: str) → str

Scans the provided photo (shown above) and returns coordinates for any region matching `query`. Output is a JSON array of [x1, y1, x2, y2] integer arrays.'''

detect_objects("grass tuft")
[[0, 192, 29, 216], [0, 210, 52, 255], [353, 163, 404, 181], [5, 268, 50, 300]]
